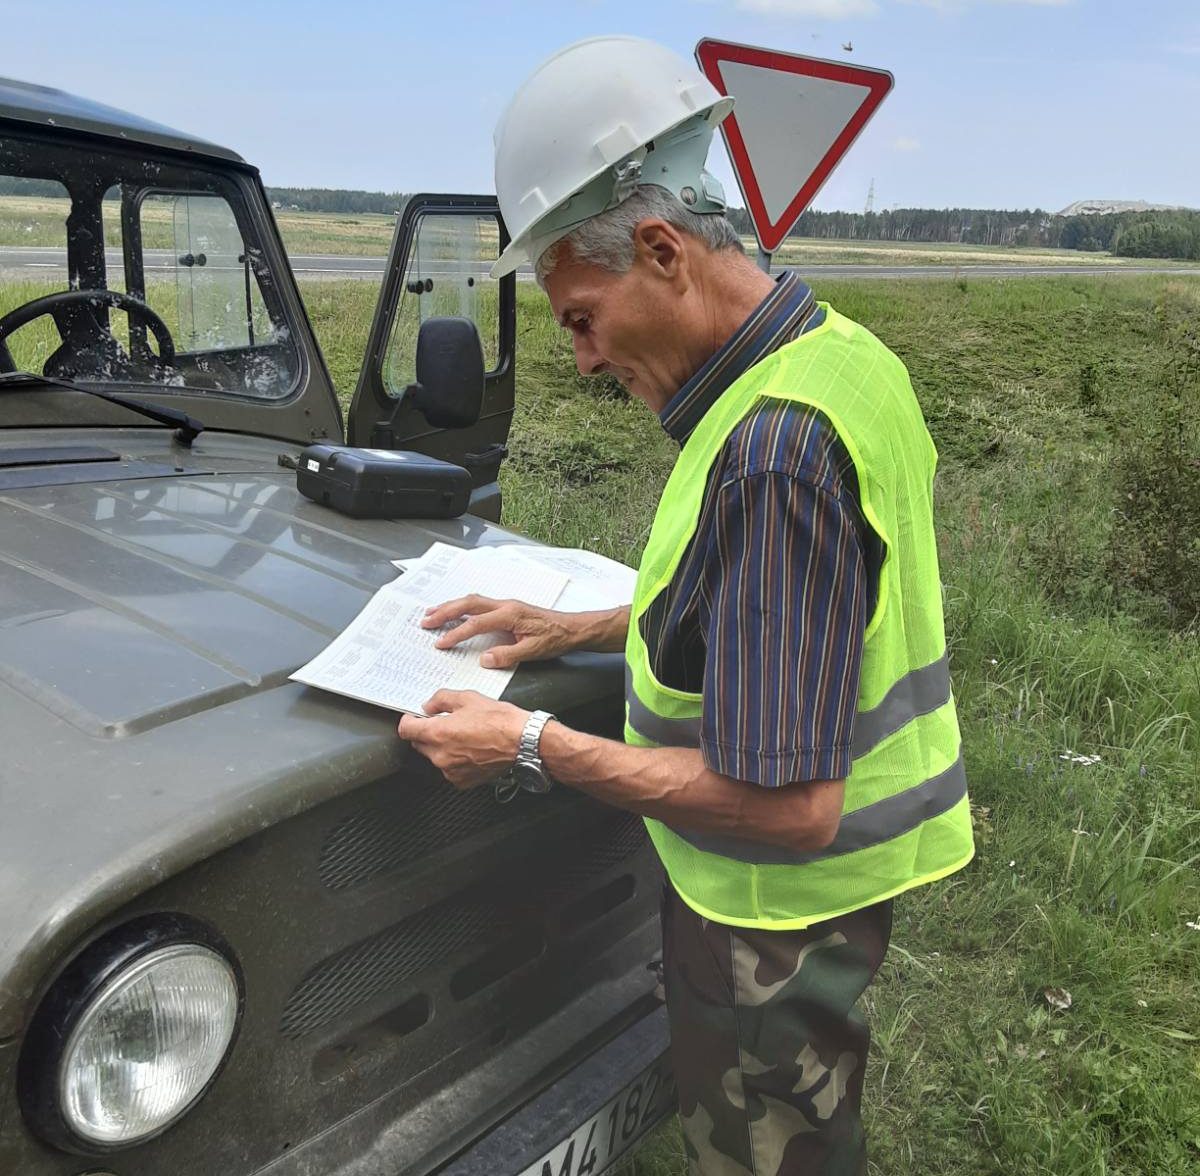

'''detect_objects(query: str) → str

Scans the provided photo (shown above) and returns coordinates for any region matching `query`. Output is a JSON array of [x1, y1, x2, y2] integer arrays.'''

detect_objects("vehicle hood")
[[0, 440, 623, 1035]]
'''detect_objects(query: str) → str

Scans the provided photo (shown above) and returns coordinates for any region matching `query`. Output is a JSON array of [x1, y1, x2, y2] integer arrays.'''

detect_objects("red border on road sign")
[[696, 39, 894, 254]]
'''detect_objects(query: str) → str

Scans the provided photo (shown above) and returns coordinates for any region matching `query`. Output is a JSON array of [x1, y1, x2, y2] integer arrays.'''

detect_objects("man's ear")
[[631, 218, 687, 282]]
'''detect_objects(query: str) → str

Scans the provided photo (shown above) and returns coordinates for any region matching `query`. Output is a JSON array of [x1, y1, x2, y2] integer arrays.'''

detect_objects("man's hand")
[[398, 690, 529, 789], [421, 595, 595, 667]]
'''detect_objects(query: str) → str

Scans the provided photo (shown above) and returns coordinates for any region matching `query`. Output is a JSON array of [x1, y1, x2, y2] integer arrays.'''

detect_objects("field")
[[259, 210, 1197, 268], [757, 236, 1184, 270], [2, 195, 1192, 270], [299, 271, 1200, 1176], [1, 192, 1196, 1170], [264, 208, 1175, 267]]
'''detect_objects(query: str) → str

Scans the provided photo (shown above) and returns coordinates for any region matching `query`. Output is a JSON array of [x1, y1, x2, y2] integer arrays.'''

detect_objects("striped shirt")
[[640, 270, 884, 788]]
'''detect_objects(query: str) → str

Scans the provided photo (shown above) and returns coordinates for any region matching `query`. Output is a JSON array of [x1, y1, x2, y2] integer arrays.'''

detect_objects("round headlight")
[[19, 915, 243, 1154], [60, 943, 239, 1145]]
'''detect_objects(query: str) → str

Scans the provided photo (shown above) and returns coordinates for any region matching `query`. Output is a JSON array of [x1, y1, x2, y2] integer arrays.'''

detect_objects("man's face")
[[543, 241, 694, 414]]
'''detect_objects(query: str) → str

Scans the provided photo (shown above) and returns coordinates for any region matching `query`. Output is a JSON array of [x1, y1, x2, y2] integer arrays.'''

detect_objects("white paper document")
[[496, 544, 637, 611], [393, 542, 587, 605], [290, 546, 568, 715], [392, 542, 636, 611]]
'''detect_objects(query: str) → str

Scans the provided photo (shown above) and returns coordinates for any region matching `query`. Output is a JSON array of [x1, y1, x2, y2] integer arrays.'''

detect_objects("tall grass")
[[295, 272, 1198, 1174], [3, 260, 1194, 1172], [489, 275, 1200, 1176]]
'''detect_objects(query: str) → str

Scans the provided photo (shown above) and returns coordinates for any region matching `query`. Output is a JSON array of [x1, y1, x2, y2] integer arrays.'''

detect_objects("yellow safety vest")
[[625, 305, 974, 929]]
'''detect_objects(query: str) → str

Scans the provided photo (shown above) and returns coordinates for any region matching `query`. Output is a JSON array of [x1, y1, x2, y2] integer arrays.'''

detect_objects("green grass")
[[2, 254, 1196, 1172], [764, 236, 1186, 269], [294, 272, 1200, 1174]]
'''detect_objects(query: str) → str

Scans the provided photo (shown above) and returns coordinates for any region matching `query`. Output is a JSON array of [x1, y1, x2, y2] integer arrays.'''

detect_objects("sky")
[[4, 0, 1197, 214]]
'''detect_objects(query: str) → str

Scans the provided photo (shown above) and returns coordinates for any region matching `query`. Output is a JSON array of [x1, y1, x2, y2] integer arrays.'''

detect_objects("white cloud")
[[893, 136, 921, 151], [735, 0, 881, 16]]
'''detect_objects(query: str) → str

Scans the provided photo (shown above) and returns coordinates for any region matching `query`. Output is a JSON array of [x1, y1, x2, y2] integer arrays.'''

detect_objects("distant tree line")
[[1111, 213, 1200, 261], [7, 174, 1195, 260], [0, 176, 66, 197], [0, 176, 409, 213], [265, 187, 408, 214], [725, 205, 1200, 260]]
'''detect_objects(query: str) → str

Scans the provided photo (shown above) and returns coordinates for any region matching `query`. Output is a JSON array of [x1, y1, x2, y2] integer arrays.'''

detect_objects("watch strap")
[[517, 709, 555, 764]]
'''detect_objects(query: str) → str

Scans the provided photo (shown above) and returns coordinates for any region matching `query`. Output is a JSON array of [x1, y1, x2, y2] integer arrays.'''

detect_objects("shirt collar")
[[658, 269, 817, 446]]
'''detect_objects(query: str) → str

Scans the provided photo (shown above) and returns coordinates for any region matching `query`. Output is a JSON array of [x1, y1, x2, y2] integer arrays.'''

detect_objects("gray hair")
[[534, 184, 744, 286]]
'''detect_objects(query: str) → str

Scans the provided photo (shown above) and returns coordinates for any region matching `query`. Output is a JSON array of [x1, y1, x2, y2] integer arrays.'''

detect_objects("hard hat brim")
[[490, 241, 527, 280]]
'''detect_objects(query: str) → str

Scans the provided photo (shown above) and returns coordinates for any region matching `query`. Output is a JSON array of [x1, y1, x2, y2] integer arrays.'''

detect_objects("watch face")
[[513, 761, 552, 794]]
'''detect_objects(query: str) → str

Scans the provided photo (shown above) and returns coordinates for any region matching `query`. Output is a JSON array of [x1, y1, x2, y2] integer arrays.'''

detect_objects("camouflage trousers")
[[660, 882, 893, 1176]]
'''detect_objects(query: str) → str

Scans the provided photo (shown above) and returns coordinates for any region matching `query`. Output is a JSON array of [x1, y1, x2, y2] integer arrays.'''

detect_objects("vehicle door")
[[346, 194, 515, 522]]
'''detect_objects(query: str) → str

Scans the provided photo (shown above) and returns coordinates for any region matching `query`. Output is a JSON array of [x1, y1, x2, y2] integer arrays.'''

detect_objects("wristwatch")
[[511, 709, 556, 794]]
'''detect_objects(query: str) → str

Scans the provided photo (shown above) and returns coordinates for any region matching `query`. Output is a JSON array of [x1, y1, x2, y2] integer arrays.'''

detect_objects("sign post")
[[695, 39, 894, 268]]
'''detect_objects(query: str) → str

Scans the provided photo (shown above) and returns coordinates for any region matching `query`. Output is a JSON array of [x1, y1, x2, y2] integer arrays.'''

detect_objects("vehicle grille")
[[318, 786, 522, 892], [281, 897, 493, 1038], [286, 805, 647, 1039], [75, 749, 660, 1176]]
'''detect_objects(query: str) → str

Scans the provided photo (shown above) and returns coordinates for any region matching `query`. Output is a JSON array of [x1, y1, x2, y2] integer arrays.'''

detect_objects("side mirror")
[[407, 317, 485, 429]]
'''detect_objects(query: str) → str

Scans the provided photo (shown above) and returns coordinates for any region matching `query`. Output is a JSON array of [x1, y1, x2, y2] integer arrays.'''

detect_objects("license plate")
[[516, 1053, 676, 1176]]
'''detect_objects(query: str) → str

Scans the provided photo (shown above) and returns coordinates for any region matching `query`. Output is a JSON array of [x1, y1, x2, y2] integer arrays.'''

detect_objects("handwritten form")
[[290, 545, 568, 714], [492, 545, 636, 611], [392, 542, 637, 611]]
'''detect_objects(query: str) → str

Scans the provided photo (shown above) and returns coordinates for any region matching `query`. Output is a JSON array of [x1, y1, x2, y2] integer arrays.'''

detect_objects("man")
[[398, 35, 974, 1175]]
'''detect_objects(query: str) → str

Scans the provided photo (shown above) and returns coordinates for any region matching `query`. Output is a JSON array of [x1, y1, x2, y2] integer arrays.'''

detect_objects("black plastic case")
[[296, 445, 472, 519]]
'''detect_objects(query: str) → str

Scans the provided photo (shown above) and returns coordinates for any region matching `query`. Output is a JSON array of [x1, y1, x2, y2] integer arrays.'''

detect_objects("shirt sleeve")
[[699, 461, 869, 788]]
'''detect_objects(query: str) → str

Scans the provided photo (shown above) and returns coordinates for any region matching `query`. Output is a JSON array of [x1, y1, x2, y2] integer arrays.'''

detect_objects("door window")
[[382, 213, 499, 396]]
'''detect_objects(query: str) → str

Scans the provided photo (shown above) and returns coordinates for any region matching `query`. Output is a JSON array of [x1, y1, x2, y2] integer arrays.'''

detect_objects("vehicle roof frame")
[[0, 75, 247, 166]]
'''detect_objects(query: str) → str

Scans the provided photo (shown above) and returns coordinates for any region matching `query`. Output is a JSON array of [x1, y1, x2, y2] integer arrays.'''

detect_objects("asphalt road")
[[1, 246, 393, 278], [3, 246, 1198, 283]]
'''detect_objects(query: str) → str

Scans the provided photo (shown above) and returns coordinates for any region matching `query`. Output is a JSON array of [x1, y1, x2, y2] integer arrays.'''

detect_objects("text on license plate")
[[518, 1053, 676, 1176]]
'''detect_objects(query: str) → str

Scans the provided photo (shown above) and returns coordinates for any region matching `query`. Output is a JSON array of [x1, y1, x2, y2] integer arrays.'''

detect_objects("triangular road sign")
[[695, 39, 894, 254]]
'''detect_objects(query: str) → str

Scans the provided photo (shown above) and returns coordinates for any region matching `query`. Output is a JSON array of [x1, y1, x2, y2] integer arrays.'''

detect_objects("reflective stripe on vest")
[[669, 753, 966, 866], [625, 653, 953, 758]]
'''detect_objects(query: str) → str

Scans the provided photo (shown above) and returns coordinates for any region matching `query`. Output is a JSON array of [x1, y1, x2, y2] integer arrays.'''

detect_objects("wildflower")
[[1059, 750, 1101, 766]]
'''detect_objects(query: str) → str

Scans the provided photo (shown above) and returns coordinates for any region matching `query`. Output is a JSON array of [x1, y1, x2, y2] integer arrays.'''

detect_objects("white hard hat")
[[491, 36, 735, 279]]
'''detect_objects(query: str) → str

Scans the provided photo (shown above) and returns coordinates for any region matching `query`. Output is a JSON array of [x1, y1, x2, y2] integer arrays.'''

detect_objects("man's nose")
[[572, 334, 605, 378]]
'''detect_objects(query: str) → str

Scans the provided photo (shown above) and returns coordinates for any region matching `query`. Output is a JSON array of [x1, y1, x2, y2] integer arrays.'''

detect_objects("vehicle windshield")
[[0, 127, 299, 403]]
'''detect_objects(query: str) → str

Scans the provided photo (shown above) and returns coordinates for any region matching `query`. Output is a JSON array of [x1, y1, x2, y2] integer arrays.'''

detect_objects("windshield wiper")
[[0, 371, 205, 446]]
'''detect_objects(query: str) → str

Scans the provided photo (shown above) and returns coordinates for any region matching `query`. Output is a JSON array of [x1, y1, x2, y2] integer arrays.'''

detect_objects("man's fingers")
[[423, 689, 476, 715], [397, 713, 427, 741], [420, 595, 497, 628], [432, 610, 513, 649], [480, 640, 538, 669]]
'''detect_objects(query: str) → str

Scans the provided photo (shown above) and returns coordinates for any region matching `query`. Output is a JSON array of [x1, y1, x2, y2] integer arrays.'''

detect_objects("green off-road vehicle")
[[0, 77, 671, 1176]]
